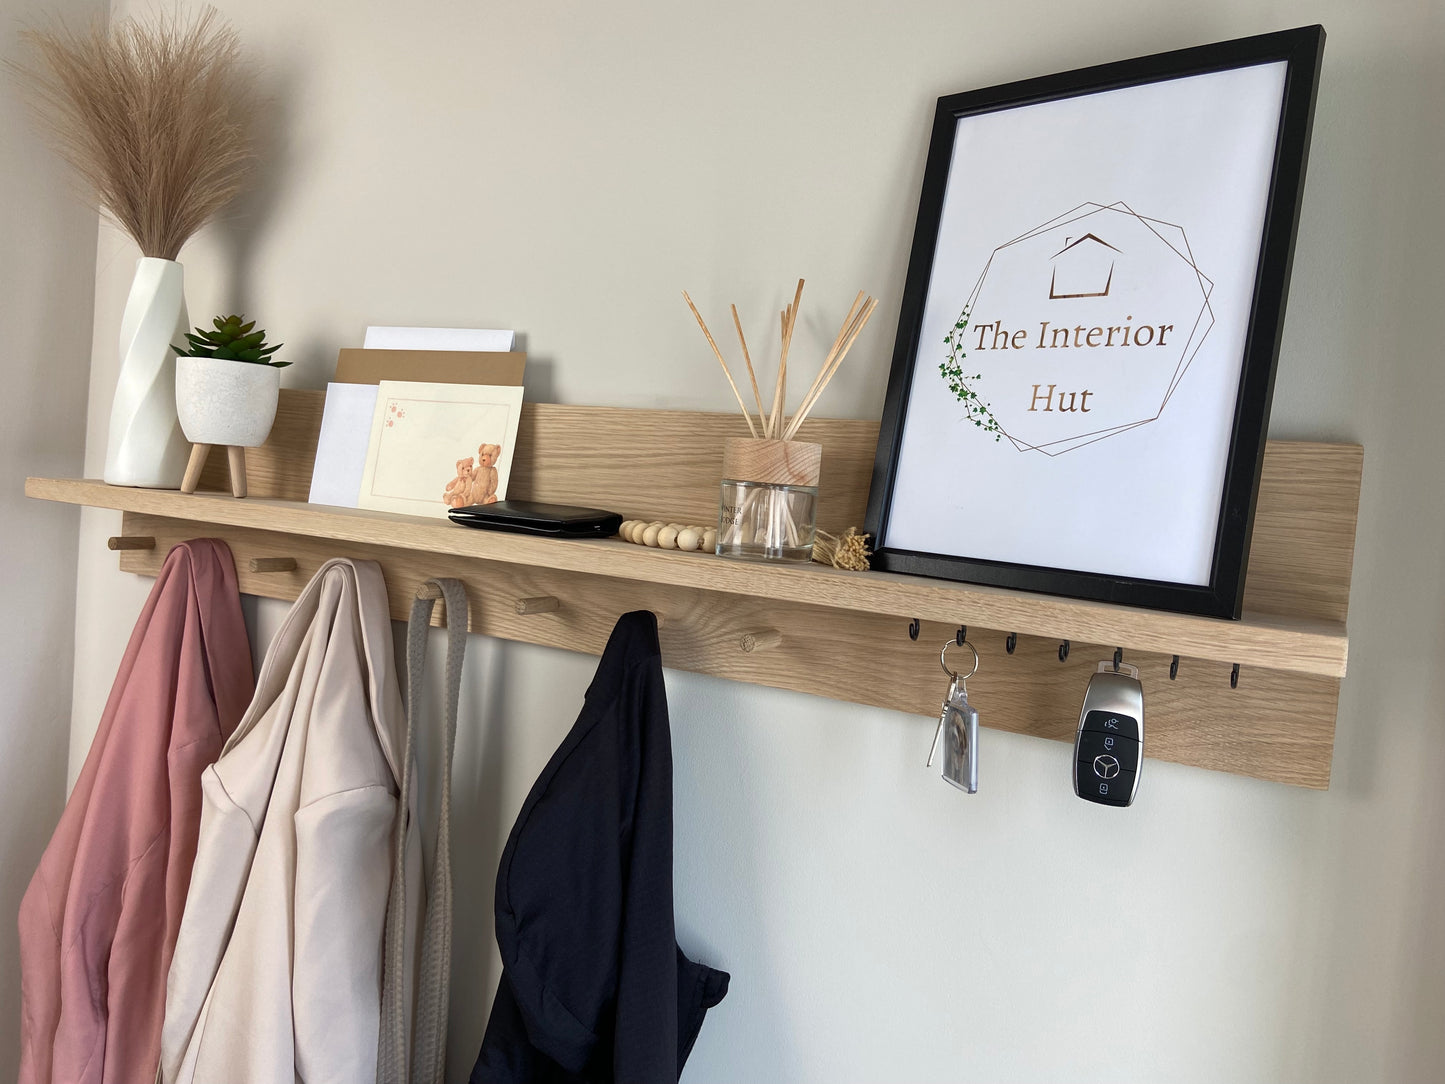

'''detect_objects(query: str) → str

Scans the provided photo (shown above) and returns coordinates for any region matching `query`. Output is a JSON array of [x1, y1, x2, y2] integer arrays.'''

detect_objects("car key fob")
[[1073, 661, 1143, 806]]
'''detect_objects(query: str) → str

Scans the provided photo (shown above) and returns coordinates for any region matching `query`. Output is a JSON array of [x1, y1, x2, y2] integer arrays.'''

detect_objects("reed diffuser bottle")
[[717, 437, 821, 562], [684, 278, 878, 564]]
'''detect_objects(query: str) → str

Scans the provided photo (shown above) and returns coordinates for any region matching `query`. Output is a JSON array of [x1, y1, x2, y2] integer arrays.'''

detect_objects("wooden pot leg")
[[181, 444, 210, 494], [227, 446, 248, 498]]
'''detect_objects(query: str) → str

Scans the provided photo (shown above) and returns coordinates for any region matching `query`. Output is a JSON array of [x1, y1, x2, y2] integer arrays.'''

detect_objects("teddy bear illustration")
[[469, 443, 502, 505], [442, 456, 476, 508]]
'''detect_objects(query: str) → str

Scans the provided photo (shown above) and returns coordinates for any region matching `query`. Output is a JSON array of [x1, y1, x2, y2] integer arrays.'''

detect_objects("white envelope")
[[363, 326, 515, 351], [307, 383, 379, 508]]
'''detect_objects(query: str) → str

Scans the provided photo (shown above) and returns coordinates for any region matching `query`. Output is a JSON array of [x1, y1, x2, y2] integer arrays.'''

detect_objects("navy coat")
[[471, 611, 729, 1083]]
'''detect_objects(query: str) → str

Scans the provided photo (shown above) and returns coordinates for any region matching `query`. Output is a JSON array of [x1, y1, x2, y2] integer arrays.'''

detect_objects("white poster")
[[886, 62, 1288, 587], [357, 380, 524, 519]]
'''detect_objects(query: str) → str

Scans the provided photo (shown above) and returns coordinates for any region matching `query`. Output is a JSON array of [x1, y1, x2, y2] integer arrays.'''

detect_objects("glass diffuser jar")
[[716, 437, 822, 562]]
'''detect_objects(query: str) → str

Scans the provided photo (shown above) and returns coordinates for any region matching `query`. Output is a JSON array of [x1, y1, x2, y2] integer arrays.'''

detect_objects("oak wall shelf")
[[27, 391, 1363, 789]]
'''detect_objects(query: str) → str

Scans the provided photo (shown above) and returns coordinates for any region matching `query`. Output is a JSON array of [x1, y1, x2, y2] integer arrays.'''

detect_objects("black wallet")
[[447, 500, 623, 538]]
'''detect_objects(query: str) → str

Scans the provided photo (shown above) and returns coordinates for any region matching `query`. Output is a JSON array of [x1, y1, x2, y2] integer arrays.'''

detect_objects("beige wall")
[[0, 0, 106, 1072], [57, 0, 1445, 1081]]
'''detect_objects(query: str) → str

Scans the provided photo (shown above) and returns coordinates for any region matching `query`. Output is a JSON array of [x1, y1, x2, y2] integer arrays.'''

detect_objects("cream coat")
[[159, 559, 420, 1083]]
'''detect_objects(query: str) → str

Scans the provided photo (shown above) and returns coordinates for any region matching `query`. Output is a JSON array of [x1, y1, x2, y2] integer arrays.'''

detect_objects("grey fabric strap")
[[378, 578, 468, 1084]]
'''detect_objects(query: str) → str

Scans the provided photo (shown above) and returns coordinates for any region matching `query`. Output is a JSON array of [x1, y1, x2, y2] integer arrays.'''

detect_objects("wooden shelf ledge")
[[26, 476, 1346, 678], [26, 394, 1361, 789]]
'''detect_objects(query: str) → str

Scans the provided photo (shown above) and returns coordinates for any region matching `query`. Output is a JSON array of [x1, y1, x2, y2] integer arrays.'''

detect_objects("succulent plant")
[[176, 314, 289, 367]]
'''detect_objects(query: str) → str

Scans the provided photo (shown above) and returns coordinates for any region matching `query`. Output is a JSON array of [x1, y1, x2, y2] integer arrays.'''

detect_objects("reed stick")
[[796, 298, 873, 420], [786, 291, 863, 435], [686, 279, 877, 446], [785, 295, 878, 439], [793, 299, 866, 428], [797, 297, 877, 425], [731, 304, 767, 427], [769, 278, 805, 438], [683, 290, 759, 437]]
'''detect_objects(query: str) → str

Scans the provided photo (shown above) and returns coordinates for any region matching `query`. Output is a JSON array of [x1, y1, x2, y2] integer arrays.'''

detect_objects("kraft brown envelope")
[[334, 348, 526, 386]]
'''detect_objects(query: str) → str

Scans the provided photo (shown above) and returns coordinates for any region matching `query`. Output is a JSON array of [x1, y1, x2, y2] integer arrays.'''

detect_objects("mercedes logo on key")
[[1092, 754, 1121, 780]]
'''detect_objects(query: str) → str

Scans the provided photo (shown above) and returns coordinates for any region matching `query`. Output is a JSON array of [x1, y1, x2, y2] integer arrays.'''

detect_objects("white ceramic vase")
[[176, 355, 281, 447], [103, 257, 193, 487]]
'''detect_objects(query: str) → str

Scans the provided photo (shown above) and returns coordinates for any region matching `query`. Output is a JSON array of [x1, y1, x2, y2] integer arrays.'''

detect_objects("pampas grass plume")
[[9, 6, 257, 261]]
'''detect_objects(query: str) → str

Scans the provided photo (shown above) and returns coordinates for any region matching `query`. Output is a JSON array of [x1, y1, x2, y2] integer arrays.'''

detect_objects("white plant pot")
[[103, 257, 192, 487], [176, 356, 281, 447]]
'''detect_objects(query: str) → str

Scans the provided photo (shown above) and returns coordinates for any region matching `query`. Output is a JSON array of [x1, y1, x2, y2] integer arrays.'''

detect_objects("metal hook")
[[1169, 655, 1180, 680], [1005, 632, 1017, 655], [908, 617, 920, 641], [955, 625, 967, 646], [1113, 647, 1123, 672], [1230, 663, 1240, 689], [1058, 639, 1070, 662], [940, 639, 979, 682]]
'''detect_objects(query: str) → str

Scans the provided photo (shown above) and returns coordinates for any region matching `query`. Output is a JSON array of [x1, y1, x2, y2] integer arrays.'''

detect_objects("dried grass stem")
[[10, 7, 257, 260]]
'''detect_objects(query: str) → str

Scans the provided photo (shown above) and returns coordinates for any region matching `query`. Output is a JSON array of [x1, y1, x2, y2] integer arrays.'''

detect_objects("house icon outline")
[[1048, 233, 1120, 299]]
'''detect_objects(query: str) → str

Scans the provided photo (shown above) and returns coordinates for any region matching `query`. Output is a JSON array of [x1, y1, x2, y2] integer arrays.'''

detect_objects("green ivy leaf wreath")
[[938, 306, 1001, 440]]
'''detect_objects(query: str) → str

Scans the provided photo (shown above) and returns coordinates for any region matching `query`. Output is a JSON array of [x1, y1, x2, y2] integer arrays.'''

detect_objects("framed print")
[[358, 380, 524, 519], [864, 26, 1324, 618]]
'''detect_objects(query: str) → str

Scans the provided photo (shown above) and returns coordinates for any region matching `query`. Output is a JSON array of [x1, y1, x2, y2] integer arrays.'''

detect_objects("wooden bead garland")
[[618, 519, 717, 553]]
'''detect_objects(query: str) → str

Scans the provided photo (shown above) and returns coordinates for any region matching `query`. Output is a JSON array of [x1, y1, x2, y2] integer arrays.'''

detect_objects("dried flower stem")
[[812, 527, 872, 571]]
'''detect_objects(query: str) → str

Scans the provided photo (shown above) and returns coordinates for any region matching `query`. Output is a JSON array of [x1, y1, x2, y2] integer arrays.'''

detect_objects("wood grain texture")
[[181, 391, 1361, 624], [1242, 441, 1364, 622], [226, 446, 247, 499], [249, 556, 297, 572], [194, 390, 325, 498], [722, 437, 823, 486], [112, 511, 1339, 788], [185, 390, 876, 534], [25, 395, 1362, 788], [25, 475, 1348, 676], [180, 444, 209, 494], [510, 405, 873, 534]]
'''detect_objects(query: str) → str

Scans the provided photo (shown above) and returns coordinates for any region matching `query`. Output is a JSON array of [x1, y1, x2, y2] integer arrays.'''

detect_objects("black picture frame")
[[864, 25, 1325, 619]]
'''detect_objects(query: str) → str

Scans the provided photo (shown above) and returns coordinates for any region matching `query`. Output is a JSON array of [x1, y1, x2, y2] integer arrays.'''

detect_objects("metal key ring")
[[940, 639, 979, 681]]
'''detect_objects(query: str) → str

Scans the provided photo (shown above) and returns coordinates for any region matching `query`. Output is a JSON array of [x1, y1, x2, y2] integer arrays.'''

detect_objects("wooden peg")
[[739, 628, 782, 653], [107, 535, 155, 551], [180, 444, 210, 494], [249, 557, 296, 573], [416, 582, 444, 600], [227, 446, 248, 499], [515, 596, 560, 615]]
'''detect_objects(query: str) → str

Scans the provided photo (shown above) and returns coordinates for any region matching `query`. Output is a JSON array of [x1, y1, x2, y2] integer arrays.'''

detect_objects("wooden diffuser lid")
[[722, 437, 822, 487]]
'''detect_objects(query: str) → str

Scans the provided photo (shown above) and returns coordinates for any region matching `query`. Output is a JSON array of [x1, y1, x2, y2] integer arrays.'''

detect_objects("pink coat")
[[18, 539, 254, 1084]]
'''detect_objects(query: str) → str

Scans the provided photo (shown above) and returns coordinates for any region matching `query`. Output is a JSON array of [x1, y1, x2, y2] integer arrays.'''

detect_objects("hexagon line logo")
[[939, 201, 1215, 456]]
